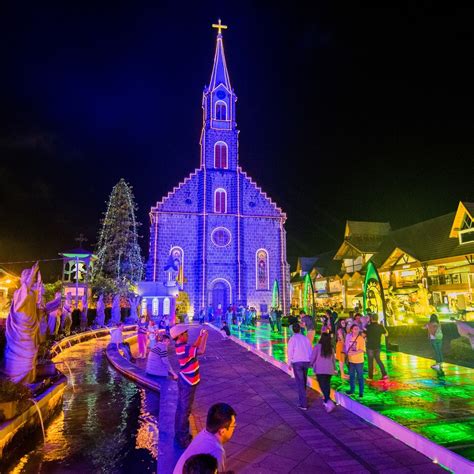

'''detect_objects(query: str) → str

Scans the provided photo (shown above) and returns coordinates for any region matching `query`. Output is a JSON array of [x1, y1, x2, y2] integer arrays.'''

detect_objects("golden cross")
[[212, 19, 227, 35]]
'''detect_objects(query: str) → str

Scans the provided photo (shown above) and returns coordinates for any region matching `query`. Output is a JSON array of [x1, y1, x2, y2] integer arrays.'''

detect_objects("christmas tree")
[[93, 179, 143, 291]]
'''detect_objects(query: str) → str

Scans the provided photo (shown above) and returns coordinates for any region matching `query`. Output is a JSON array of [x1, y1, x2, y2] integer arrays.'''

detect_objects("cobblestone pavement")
[[185, 326, 446, 473]]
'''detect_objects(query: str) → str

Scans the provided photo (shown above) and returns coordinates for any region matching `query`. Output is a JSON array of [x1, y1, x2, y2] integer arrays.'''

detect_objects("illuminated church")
[[143, 21, 289, 317]]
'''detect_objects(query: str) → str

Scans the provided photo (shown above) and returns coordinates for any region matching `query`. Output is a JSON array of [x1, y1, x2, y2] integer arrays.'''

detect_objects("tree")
[[93, 179, 143, 292]]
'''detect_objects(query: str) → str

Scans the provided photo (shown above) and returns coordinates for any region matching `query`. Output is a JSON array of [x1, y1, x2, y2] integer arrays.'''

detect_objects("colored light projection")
[[227, 321, 474, 462], [303, 273, 315, 316], [363, 261, 386, 322], [272, 279, 279, 309]]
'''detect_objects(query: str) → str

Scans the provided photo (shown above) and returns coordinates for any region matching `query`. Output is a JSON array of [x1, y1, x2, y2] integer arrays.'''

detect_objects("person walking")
[[287, 323, 312, 410], [345, 324, 366, 397], [172, 325, 209, 449], [173, 403, 236, 474], [301, 312, 316, 345], [365, 313, 388, 380], [137, 315, 148, 358], [275, 307, 283, 333], [335, 320, 349, 379], [310, 332, 337, 412], [424, 313, 443, 370]]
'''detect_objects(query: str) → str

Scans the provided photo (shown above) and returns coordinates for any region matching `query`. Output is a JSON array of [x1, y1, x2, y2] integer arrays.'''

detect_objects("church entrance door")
[[211, 281, 229, 314]]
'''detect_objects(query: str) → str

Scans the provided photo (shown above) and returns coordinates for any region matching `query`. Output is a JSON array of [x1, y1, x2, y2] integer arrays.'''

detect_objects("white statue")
[[455, 320, 474, 349], [110, 293, 121, 325], [4, 262, 41, 384], [95, 294, 106, 327], [61, 293, 73, 336], [80, 293, 88, 331], [46, 291, 62, 337], [128, 295, 140, 323]]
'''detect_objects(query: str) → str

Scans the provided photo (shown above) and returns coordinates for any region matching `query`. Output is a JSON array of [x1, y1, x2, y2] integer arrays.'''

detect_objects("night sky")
[[1, 2, 473, 280]]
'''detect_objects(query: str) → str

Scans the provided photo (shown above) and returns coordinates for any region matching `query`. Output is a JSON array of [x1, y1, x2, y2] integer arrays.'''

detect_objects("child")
[[221, 321, 231, 339]]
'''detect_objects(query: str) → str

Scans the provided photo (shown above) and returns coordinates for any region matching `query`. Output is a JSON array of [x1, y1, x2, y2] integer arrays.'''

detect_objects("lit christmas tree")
[[93, 179, 143, 291]]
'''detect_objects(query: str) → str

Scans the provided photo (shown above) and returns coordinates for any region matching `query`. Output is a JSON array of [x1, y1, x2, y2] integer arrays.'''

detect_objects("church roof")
[[209, 30, 231, 91]]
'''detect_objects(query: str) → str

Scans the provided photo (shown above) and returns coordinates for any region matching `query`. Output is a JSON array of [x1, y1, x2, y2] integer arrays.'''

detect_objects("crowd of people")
[[108, 304, 446, 474], [286, 309, 389, 411]]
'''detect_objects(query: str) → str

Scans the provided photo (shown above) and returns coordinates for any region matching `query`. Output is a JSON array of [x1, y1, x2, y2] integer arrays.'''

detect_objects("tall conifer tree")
[[93, 179, 143, 290]]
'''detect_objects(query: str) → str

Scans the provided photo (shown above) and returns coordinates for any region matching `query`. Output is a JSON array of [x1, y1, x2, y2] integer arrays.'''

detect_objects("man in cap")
[[171, 324, 209, 448]]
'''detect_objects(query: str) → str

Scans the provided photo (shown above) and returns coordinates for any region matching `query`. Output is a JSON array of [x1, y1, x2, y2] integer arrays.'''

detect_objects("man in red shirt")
[[171, 324, 209, 448]]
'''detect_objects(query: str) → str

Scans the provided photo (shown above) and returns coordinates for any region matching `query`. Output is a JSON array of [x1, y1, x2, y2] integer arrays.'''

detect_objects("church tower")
[[144, 21, 289, 318]]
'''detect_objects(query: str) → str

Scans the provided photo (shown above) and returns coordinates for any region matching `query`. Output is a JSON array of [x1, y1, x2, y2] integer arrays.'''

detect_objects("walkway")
[[187, 325, 445, 473], [225, 322, 474, 467]]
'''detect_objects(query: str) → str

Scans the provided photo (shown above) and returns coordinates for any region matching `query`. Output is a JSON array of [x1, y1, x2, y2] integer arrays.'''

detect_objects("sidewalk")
[[186, 325, 445, 473]]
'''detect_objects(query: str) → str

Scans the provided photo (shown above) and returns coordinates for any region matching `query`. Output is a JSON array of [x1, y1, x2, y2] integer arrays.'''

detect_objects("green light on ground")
[[380, 407, 438, 422], [420, 422, 474, 445]]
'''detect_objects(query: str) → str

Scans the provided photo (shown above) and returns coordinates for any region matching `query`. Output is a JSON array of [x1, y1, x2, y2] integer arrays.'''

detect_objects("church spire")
[[209, 19, 231, 91]]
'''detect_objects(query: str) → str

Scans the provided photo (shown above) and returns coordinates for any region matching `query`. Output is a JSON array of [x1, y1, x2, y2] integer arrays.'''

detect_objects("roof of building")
[[311, 250, 342, 277], [345, 220, 392, 238], [371, 211, 474, 267], [296, 257, 318, 274]]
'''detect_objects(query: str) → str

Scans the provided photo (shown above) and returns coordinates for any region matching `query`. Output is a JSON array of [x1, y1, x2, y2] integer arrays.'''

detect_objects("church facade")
[[144, 24, 289, 317]]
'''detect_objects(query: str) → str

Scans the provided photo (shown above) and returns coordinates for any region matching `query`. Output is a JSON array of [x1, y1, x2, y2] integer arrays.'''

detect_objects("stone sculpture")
[[61, 293, 73, 336], [4, 262, 41, 384], [80, 293, 88, 331], [95, 294, 106, 327], [46, 291, 62, 337], [455, 321, 474, 349], [110, 293, 121, 324], [127, 295, 140, 323]]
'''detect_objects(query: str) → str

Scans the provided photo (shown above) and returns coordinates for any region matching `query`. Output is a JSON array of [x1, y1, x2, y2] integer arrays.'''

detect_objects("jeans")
[[316, 373, 332, 402], [269, 317, 275, 331], [431, 339, 443, 364], [175, 376, 198, 446], [349, 362, 364, 396], [276, 318, 282, 332], [367, 349, 387, 378], [292, 362, 309, 407]]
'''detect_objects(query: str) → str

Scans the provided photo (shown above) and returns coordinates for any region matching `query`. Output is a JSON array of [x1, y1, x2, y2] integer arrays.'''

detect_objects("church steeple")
[[201, 20, 238, 170], [209, 19, 231, 91]]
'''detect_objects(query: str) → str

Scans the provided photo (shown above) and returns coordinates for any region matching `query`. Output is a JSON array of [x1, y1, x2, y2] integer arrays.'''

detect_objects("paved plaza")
[[184, 325, 445, 473], [224, 321, 474, 466]]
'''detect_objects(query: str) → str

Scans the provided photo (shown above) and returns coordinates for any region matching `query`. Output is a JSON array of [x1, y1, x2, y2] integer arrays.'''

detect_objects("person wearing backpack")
[[424, 313, 443, 370], [345, 324, 366, 398]]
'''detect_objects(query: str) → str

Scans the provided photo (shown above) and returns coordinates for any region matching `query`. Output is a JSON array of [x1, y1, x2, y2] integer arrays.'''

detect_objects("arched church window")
[[152, 298, 159, 316], [141, 298, 147, 316], [163, 297, 171, 315], [256, 249, 269, 290], [170, 247, 184, 289], [214, 189, 227, 214], [214, 142, 228, 169], [215, 101, 227, 120]]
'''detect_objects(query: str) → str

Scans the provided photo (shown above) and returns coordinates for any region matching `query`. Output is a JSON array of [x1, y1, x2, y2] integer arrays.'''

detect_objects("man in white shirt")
[[173, 403, 236, 474], [287, 323, 313, 410]]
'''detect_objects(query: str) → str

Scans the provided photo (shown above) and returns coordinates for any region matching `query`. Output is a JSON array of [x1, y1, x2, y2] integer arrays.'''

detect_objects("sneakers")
[[324, 400, 336, 413], [297, 405, 308, 411], [345, 390, 354, 395], [382, 375, 389, 380], [358, 393, 364, 398], [366, 377, 373, 382], [431, 364, 441, 370]]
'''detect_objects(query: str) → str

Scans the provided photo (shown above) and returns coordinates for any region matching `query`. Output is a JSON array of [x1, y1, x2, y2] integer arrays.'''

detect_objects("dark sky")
[[1, 2, 473, 279]]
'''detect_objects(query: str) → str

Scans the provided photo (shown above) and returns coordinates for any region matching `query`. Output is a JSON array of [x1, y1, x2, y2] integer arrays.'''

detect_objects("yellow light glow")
[[408, 318, 414, 324]]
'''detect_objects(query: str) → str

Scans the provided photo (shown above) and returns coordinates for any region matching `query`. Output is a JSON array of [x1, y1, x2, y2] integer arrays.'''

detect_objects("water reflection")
[[8, 336, 159, 473]]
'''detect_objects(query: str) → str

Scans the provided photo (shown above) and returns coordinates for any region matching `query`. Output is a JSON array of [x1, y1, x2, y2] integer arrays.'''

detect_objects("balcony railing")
[[428, 273, 469, 286]]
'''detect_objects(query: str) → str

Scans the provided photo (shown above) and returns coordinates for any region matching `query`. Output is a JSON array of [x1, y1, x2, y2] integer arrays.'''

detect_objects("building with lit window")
[[143, 24, 289, 317]]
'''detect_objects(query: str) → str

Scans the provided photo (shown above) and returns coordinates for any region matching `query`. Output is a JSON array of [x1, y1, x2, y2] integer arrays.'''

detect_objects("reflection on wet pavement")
[[229, 322, 474, 461], [8, 336, 159, 473]]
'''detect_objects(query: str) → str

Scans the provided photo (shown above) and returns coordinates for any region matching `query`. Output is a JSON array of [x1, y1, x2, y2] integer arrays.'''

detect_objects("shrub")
[[449, 337, 474, 363], [0, 378, 32, 403]]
